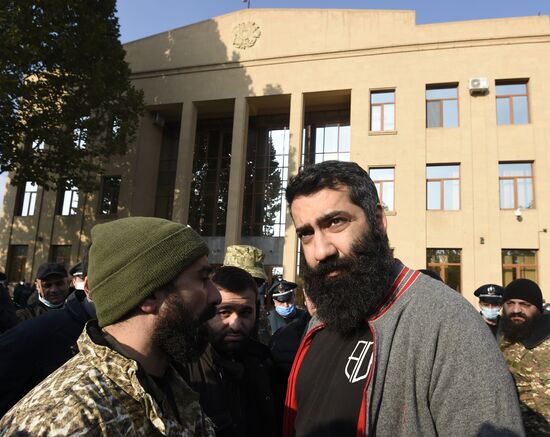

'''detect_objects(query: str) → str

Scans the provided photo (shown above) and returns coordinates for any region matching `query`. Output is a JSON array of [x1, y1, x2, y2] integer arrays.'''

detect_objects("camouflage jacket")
[[500, 315, 550, 436], [0, 322, 215, 436]]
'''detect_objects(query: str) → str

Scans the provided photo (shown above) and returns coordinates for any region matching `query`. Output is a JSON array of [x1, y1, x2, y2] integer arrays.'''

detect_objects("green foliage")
[[0, 0, 144, 191]]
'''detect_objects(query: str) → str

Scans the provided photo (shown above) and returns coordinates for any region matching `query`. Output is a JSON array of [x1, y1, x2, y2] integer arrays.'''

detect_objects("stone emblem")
[[233, 22, 261, 49]]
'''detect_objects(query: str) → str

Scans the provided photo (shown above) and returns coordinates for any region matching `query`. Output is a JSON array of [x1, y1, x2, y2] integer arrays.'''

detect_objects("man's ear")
[[139, 291, 164, 315], [84, 277, 92, 300], [375, 203, 387, 234]]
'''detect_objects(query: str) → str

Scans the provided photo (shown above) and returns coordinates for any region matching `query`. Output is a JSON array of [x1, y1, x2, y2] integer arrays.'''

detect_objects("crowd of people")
[[0, 160, 548, 436]]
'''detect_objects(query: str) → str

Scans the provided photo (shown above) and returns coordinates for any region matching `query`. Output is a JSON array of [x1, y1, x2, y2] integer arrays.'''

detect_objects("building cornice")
[[129, 34, 550, 81]]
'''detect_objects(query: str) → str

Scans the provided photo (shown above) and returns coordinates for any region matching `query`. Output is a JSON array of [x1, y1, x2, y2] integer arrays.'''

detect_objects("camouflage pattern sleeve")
[[500, 338, 550, 435], [0, 327, 216, 437]]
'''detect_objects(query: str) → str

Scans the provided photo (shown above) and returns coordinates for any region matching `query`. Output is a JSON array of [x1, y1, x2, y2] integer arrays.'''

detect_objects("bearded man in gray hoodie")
[[283, 160, 523, 437]]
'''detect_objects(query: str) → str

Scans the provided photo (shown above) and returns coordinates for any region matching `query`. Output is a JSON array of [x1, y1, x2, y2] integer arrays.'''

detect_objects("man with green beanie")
[[0, 217, 220, 436]]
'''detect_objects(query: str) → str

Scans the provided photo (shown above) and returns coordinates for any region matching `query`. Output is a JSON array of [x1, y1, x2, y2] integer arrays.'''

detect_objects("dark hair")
[[418, 269, 443, 282], [286, 160, 381, 231], [213, 266, 258, 297]]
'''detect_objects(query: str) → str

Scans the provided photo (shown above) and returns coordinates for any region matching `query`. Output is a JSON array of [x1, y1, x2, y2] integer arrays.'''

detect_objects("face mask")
[[480, 306, 500, 321], [38, 294, 64, 309], [74, 282, 85, 291], [275, 304, 296, 318]]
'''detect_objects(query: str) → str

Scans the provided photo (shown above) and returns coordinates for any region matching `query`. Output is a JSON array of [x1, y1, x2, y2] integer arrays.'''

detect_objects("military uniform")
[[499, 314, 550, 435], [0, 322, 215, 436]]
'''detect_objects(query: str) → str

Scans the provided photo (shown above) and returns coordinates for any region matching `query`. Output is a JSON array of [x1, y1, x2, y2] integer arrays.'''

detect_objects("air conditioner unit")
[[468, 77, 489, 95]]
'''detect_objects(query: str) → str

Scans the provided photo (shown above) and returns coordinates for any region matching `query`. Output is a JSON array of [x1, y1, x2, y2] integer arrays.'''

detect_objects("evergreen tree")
[[0, 0, 143, 191]]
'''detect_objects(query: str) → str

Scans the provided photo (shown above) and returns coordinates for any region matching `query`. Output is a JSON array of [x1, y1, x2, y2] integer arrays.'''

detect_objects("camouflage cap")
[[223, 245, 267, 281]]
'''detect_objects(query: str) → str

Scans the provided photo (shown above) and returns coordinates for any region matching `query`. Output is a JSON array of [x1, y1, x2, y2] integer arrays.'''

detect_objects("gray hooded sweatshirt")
[[284, 263, 524, 437]]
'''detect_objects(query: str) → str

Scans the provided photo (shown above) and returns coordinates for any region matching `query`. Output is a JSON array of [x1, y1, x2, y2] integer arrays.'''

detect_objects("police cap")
[[474, 284, 504, 304], [268, 278, 297, 302]]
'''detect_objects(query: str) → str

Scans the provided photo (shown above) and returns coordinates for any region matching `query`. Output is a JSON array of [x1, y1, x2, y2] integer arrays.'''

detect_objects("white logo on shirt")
[[345, 341, 374, 383]]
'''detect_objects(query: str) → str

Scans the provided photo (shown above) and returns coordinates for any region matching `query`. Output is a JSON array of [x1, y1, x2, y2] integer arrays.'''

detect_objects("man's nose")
[[207, 280, 221, 306], [227, 313, 243, 331], [313, 232, 337, 262]]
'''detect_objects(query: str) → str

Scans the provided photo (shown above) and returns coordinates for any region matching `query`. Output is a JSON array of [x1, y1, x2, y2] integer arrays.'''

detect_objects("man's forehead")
[[505, 298, 532, 305], [39, 275, 66, 282], [291, 186, 352, 218], [217, 287, 256, 303]]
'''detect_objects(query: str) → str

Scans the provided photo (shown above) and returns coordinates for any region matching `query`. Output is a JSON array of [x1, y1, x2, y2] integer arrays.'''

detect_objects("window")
[[7, 245, 28, 282], [370, 167, 395, 212], [56, 184, 79, 216], [15, 182, 38, 216], [426, 85, 458, 128], [426, 165, 460, 210], [502, 249, 537, 286], [49, 245, 71, 268], [370, 90, 395, 132], [496, 81, 529, 125], [98, 176, 121, 216], [310, 124, 350, 163], [243, 115, 289, 238], [302, 110, 350, 165], [74, 116, 89, 149], [499, 162, 534, 209], [188, 118, 232, 236], [426, 249, 461, 292], [154, 123, 179, 219]]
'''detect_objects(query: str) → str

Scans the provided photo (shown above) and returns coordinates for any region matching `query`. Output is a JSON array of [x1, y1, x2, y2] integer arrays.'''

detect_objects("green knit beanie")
[[89, 217, 209, 327]]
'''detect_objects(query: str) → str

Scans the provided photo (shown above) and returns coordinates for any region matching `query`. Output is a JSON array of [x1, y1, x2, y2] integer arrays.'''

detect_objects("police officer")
[[69, 261, 86, 292], [267, 278, 305, 335], [474, 283, 504, 336]]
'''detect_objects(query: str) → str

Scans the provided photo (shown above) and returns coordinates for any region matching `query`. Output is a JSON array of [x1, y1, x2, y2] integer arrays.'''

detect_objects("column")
[[224, 97, 249, 247], [282, 92, 304, 281], [172, 102, 197, 224]]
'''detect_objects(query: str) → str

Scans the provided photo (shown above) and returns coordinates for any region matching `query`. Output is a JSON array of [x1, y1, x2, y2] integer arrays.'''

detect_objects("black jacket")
[[183, 341, 281, 437], [0, 285, 18, 334], [15, 290, 51, 321], [0, 289, 95, 416], [270, 310, 310, 379]]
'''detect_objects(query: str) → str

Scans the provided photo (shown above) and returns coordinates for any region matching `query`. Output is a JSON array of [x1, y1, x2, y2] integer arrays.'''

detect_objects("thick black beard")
[[152, 293, 216, 364], [302, 229, 394, 336], [500, 313, 538, 342]]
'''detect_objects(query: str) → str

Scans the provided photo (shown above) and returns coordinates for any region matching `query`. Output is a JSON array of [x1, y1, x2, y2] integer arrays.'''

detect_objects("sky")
[[116, 0, 549, 43]]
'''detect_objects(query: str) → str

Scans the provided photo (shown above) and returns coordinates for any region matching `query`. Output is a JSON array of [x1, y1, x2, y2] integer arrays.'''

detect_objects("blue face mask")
[[275, 304, 296, 318], [480, 306, 500, 321]]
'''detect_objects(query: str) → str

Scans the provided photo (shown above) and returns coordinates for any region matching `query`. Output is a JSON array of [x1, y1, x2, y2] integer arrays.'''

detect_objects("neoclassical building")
[[1, 9, 549, 306]]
